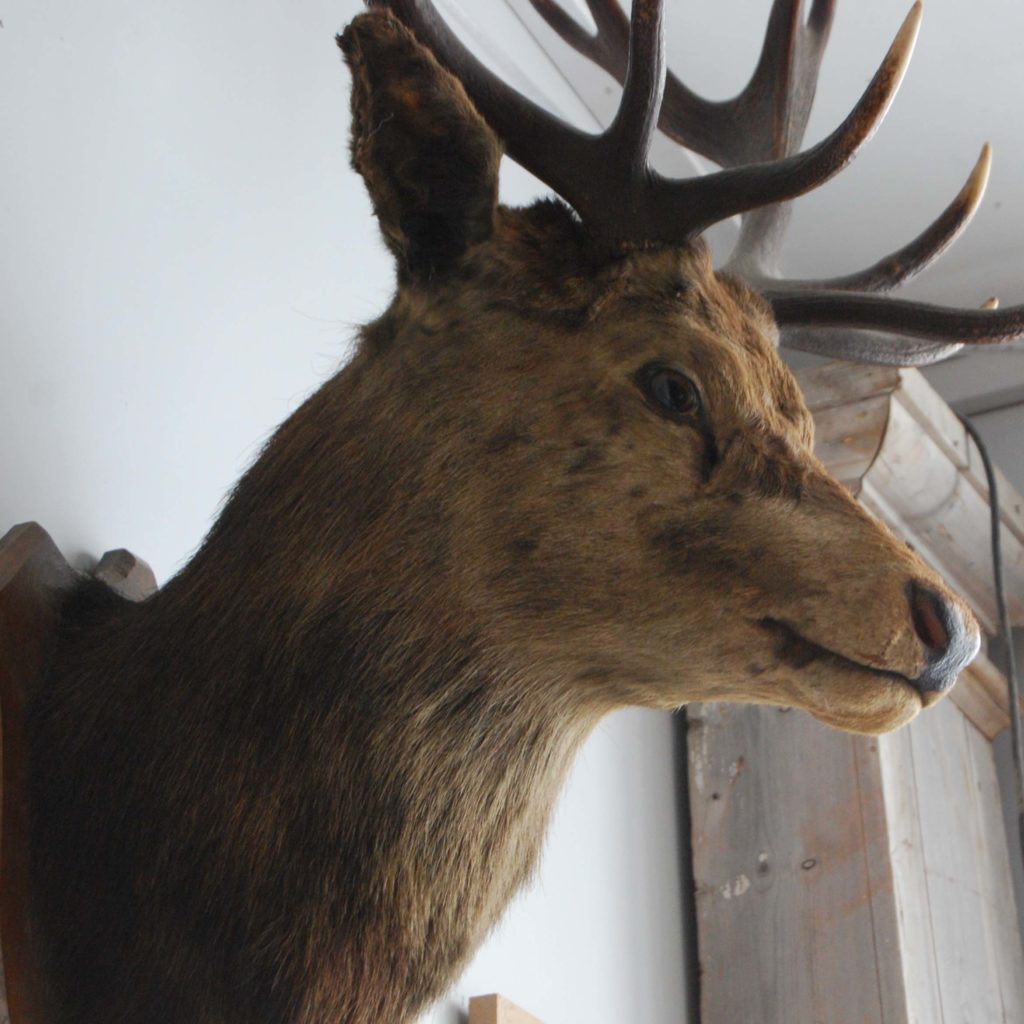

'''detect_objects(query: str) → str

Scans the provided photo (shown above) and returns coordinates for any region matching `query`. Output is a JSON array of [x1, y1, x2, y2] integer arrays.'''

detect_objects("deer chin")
[[754, 618, 925, 735]]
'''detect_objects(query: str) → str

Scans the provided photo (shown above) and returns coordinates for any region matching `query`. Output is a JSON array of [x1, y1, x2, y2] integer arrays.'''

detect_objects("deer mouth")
[[753, 618, 928, 733], [757, 618, 924, 698]]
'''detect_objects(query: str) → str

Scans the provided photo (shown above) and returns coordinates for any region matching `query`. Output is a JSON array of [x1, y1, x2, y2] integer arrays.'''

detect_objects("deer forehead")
[[388, 227, 811, 448], [570, 250, 811, 446]]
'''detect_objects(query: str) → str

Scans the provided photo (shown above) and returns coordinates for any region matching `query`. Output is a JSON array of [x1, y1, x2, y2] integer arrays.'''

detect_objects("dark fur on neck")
[[29, 347, 599, 1024]]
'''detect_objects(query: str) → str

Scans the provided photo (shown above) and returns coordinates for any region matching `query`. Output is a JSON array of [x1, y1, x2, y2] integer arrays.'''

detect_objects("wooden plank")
[[899, 368, 1024, 553], [897, 375, 1024, 624], [810, 394, 892, 485], [878, 707, 1024, 1022], [0, 526, 158, 1024], [468, 994, 544, 1024], [950, 650, 1021, 740], [878, 726, 944, 1024], [949, 664, 1011, 740], [851, 731, 908, 1022], [797, 363, 898, 491], [908, 699, 1005, 1022], [795, 362, 902, 413], [688, 703, 906, 1024], [965, 649, 1020, 711], [963, 720, 1024, 1021], [862, 396, 1024, 630]]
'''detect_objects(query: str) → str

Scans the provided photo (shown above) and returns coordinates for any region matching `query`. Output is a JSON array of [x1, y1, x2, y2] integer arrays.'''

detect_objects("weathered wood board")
[[688, 703, 906, 1023], [883, 699, 1024, 1022], [690, 699, 1024, 1023], [949, 650, 1013, 740]]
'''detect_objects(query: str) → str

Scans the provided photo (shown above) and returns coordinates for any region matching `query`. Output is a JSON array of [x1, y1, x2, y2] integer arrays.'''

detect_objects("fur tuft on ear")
[[339, 10, 502, 279]]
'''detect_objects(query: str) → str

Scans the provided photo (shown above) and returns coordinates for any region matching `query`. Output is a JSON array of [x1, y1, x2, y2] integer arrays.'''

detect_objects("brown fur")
[[28, 11, 977, 1024]]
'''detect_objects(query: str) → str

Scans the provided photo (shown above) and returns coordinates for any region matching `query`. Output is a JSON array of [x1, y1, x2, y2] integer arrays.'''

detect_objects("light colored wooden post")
[[468, 994, 544, 1024], [881, 699, 1024, 1021], [688, 702, 907, 1023], [689, 699, 1024, 1023]]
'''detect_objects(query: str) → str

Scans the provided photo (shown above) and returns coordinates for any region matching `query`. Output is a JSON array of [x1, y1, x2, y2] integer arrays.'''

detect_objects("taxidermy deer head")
[[27, 2, 1021, 1024], [336, 0, 998, 734]]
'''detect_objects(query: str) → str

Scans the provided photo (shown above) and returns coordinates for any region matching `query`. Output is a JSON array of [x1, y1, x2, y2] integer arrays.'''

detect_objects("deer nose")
[[907, 581, 980, 695]]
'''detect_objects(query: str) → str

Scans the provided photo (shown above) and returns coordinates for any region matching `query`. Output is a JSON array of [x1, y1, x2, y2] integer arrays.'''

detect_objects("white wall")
[[0, 3, 691, 1022]]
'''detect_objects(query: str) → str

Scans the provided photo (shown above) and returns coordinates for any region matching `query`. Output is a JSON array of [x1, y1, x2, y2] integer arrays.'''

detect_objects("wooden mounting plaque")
[[0, 524, 155, 1024], [0, 523, 76, 1024]]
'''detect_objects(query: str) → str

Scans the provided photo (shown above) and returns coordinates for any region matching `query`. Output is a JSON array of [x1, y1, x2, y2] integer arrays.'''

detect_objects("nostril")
[[909, 581, 951, 655], [905, 581, 979, 696]]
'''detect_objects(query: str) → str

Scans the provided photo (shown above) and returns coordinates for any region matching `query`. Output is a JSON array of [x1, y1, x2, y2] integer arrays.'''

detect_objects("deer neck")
[[128, 364, 603, 1019]]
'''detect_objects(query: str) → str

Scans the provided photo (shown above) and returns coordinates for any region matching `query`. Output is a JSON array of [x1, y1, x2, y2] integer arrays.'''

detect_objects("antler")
[[374, 0, 917, 249], [375, 0, 1024, 365], [528, 0, 1023, 364], [529, 0, 838, 273]]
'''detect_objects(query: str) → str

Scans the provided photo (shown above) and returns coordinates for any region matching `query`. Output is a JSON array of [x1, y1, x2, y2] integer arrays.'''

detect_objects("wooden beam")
[[690, 697, 1024, 1023], [688, 702, 907, 1023], [882, 700, 1024, 1020], [950, 649, 1019, 740]]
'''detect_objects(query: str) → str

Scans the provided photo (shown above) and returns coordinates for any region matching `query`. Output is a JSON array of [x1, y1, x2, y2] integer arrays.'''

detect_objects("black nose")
[[907, 581, 979, 694]]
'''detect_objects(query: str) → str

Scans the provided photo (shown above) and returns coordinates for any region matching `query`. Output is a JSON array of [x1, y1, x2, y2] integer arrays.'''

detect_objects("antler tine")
[[776, 144, 993, 293], [376, 0, 664, 243], [528, 0, 630, 80], [769, 291, 1024, 345], [528, 0, 726, 161], [721, 0, 838, 276], [526, 1, 838, 265], [527, 1, 835, 170], [807, 0, 838, 39], [648, 3, 920, 244], [782, 327, 963, 366], [606, 0, 667, 179], [782, 292, 1010, 364], [739, 0, 833, 162]]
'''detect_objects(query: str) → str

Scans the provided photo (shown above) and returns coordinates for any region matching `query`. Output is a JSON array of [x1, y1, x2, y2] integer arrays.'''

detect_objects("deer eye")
[[638, 365, 702, 421]]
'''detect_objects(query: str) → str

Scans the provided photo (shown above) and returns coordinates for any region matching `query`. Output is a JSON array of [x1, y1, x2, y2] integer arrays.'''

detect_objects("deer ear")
[[339, 11, 502, 279]]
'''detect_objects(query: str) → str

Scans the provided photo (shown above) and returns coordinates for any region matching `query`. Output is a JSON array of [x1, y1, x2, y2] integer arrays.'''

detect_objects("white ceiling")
[[436, 0, 1024, 409]]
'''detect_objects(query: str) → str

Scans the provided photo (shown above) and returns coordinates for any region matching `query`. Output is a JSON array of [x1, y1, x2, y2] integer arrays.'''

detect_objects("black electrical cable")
[[959, 414, 1024, 861]]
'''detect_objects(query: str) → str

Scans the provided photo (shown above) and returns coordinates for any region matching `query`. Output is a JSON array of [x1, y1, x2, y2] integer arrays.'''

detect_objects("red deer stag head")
[[24, 3, 1016, 1024]]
